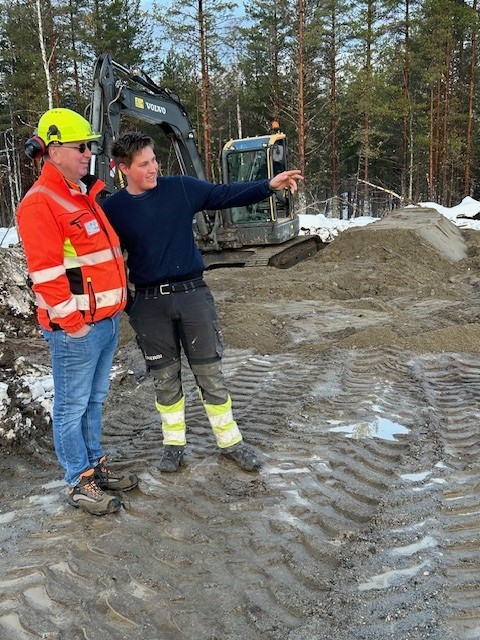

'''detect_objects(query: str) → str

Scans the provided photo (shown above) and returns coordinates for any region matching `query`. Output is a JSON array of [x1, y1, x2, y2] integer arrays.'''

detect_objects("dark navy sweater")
[[103, 175, 272, 285]]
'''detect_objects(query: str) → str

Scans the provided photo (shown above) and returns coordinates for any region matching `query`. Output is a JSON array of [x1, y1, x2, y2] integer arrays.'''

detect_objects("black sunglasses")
[[52, 141, 93, 153]]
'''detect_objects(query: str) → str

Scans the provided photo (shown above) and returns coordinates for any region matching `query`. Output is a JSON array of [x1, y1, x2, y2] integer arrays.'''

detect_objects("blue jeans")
[[42, 315, 120, 487]]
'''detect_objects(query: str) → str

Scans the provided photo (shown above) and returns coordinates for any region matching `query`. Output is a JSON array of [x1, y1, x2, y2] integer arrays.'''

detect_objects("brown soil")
[[2, 210, 480, 639]]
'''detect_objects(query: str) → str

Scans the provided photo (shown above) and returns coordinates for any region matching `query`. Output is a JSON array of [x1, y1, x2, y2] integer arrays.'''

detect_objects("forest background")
[[0, 0, 479, 229]]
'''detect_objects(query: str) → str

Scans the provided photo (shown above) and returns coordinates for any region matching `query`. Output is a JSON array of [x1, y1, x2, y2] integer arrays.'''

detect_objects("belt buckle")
[[159, 283, 171, 295]]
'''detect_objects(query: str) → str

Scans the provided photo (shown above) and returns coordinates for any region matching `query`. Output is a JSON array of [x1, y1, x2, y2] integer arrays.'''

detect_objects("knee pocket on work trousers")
[[190, 360, 228, 405], [152, 361, 183, 406]]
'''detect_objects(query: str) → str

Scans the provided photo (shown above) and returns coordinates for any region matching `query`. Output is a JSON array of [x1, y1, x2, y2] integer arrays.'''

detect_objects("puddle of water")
[[129, 579, 156, 600], [358, 559, 430, 591], [412, 478, 446, 492], [49, 561, 79, 576], [401, 471, 431, 482], [0, 612, 29, 636], [138, 471, 164, 487], [0, 511, 15, 524], [28, 494, 60, 507], [23, 585, 54, 609], [0, 571, 44, 592], [391, 519, 432, 534], [391, 535, 437, 557], [273, 507, 312, 533], [26, 493, 63, 516], [42, 479, 66, 490], [267, 466, 311, 475], [284, 489, 314, 507], [328, 417, 409, 441]]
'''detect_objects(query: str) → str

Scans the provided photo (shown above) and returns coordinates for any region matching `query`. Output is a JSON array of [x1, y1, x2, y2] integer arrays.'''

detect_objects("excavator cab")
[[220, 132, 299, 246]]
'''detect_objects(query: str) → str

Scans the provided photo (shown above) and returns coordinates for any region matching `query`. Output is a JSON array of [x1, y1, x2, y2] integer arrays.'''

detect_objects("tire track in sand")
[[1, 345, 478, 639]]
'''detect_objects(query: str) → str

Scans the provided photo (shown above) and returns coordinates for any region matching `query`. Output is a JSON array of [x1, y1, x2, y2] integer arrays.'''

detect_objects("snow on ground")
[[2, 195, 480, 442], [0, 226, 19, 248], [3, 196, 480, 249], [297, 196, 480, 241]]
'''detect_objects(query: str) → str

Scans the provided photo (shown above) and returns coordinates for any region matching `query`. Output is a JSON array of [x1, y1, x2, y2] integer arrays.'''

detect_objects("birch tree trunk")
[[296, 0, 307, 212], [464, 0, 477, 196], [198, 0, 213, 180], [36, 0, 53, 108], [328, 4, 340, 218]]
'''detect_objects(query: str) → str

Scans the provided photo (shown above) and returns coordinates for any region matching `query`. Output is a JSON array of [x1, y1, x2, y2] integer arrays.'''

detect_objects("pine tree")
[[84, 0, 152, 66], [152, 0, 239, 179]]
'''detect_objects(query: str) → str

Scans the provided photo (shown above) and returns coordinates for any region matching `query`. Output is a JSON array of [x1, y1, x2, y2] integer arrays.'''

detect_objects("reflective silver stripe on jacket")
[[35, 293, 78, 318], [31, 248, 123, 283], [26, 185, 80, 212], [36, 288, 124, 315], [73, 288, 124, 311], [64, 248, 118, 269], [30, 264, 66, 284]]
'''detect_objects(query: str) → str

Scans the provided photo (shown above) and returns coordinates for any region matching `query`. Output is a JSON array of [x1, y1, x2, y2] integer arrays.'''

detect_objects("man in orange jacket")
[[16, 108, 138, 515]]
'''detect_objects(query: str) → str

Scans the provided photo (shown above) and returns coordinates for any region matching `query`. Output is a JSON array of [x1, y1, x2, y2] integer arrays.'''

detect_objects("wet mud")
[[2, 212, 480, 639]]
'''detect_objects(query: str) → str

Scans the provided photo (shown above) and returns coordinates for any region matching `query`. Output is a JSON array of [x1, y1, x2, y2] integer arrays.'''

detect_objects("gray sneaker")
[[94, 457, 138, 491], [221, 442, 261, 471], [159, 445, 185, 472], [68, 474, 121, 515]]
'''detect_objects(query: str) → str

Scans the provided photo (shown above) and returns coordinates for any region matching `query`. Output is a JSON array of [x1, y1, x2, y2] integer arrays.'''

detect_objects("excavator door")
[[220, 132, 299, 246]]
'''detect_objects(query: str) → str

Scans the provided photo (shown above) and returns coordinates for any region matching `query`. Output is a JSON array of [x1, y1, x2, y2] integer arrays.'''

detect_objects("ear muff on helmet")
[[24, 134, 47, 160]]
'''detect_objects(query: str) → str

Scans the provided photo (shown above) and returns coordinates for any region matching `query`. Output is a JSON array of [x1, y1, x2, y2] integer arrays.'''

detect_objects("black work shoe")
[[221, 442, 261, 471], [67, 473, 121, 515], [94, 457, 138, 492], [159, 445, 185, 472]]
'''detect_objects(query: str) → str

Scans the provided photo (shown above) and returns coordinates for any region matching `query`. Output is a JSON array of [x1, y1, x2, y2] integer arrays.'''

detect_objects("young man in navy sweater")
[[103, 131, 303, 473]]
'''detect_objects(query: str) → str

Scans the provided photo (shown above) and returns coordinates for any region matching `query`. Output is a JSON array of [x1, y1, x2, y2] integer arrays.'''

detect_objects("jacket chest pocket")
[[67, 210, 101, 236]]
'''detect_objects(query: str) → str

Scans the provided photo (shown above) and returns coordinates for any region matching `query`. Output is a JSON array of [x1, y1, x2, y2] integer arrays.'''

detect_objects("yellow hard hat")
[[37, 108, 101, 145]]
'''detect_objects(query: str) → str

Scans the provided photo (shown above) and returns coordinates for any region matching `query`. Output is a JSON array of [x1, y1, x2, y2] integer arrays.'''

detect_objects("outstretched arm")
[[269, 170, 304, 194]]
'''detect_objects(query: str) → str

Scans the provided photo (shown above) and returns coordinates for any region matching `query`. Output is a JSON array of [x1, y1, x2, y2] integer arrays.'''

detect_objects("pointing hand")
[[269, 170, 304, 194]]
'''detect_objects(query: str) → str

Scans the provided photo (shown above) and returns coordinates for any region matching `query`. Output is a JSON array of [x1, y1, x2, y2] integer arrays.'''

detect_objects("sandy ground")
[[2, 208, 480, 639]]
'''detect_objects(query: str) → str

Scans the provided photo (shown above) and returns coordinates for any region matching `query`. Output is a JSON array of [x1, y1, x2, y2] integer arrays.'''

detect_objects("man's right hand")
[[67, 325, 92, 338], [269, 169, 304, 194]]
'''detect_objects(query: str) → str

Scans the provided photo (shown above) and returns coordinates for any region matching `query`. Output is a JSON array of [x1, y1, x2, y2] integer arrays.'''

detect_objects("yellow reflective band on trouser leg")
[[203, 395, 242, 449], [155, 396, 187, 446]]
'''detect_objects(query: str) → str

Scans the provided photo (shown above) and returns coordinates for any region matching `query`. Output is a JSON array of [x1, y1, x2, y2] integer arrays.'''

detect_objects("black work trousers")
[[128, 283, 227, 406]]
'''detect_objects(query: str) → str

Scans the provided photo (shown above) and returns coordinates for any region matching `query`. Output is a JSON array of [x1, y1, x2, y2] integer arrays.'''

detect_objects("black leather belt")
[[135, 277, 206, 296]]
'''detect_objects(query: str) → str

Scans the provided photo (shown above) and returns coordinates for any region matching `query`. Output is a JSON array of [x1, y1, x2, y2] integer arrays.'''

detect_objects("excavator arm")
[[88, 53, 213, 239], [89, 53, 206, 192], [87, 53, 324, 267]]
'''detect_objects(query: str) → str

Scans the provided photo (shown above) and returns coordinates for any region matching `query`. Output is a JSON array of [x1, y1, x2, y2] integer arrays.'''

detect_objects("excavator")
[[88, 53, 324, 268]]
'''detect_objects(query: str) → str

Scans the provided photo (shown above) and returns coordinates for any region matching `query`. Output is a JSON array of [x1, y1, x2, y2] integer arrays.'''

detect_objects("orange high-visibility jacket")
[[16, 161, 127, 333]]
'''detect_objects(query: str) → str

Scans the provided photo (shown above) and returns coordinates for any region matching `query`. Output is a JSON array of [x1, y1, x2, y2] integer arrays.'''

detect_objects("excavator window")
[[226, 149, 272, 223], [272, 142, 286, 175]]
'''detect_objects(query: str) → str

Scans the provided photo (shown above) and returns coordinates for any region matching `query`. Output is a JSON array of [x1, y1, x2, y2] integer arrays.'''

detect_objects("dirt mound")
[[369, 206, 467, 261], [205, 217, 480, 355]]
